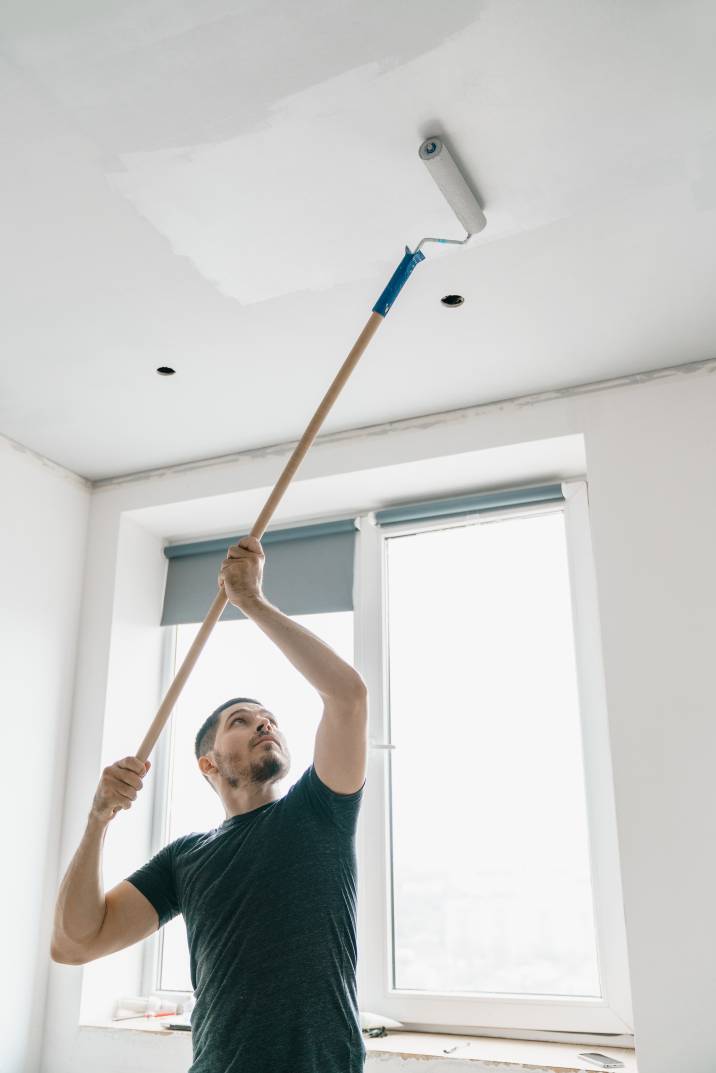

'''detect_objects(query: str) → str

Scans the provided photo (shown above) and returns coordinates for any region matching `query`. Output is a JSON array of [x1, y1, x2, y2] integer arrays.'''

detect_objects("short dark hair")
[[194, 697, 262, 760]]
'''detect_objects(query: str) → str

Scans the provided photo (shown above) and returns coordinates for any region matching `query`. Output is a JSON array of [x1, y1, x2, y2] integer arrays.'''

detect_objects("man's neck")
[[221, 780, 283, 819]]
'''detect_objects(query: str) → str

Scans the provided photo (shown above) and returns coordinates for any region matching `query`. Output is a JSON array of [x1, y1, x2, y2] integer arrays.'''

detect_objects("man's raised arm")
[[220, 537, 368, 793]]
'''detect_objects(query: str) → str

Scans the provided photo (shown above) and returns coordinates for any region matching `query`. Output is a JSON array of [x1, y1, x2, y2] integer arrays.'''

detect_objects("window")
[[386, 510, 598, 998], [148, 482, 631, 1037], [358, 483, 631, 1034]]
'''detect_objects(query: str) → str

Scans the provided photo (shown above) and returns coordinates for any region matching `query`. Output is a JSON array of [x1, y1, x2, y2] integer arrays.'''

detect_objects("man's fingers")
[[115, 769, 143, 791], [108, 778, 136, 802], [114, 768, 141, 794], [94, 758, 150, 822], [118, 756, 145, 775], [226, 537, 264, 558], [115, 761, 146, 788], [244, 537, 264, 556]]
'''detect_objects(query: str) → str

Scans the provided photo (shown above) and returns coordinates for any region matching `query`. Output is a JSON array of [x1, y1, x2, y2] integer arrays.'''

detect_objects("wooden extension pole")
[[136, 311, 384, 762]]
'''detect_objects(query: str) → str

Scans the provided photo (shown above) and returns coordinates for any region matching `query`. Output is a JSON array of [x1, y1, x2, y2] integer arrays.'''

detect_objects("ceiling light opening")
[[156, 366, 176, 376], [441, 294, 464, 307]]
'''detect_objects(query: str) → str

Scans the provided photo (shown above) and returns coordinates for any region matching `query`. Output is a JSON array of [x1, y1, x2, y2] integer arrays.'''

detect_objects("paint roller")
[[416, 137, 486, 250], [136, 135, 486, 761]]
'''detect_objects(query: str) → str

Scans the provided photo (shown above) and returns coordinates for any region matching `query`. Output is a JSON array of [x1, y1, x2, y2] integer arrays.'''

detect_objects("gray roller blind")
[[162, 520, 356, 626], [375, 483, 564, 527]]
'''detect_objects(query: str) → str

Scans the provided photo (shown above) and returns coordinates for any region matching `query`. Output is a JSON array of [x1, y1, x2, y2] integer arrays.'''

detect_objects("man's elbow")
[[324, 675, 368, 717], [351, 674, 368, 699], [343, 674, 368, 705], [50, 938, 91, 965], [340, 676, 368, 714]]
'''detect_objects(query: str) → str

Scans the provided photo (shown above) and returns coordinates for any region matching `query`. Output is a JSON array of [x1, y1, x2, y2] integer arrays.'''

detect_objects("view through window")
[[385, 509, 601, 998], [159, 610, 354, 992]]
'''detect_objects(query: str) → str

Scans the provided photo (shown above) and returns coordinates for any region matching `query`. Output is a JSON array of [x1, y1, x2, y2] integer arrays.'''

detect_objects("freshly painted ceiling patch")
[[106, 11, 612, 307], [109, 131, 456, 302], [107, 57, 498, 306], [106, 11, 606, 307]]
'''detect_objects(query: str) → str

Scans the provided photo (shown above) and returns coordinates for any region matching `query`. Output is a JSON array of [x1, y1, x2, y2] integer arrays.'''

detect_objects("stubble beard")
[[214, 746, 290, 789]]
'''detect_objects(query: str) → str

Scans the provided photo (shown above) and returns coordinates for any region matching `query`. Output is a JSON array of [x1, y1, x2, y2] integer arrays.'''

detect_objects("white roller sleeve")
[[419, 137, 486, 235]]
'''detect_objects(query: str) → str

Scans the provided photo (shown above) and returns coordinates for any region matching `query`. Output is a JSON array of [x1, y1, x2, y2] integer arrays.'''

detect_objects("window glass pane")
[[159, 611, 354, 992], [386, 510, 600, 998]]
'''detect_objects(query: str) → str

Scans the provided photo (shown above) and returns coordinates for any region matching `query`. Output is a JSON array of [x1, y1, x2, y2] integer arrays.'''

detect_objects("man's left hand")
[[219, 537, 265, 610]]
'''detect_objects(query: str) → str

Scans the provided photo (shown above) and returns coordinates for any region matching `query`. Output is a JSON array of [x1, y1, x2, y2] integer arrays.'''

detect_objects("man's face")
[[204, 702, 291, 789]]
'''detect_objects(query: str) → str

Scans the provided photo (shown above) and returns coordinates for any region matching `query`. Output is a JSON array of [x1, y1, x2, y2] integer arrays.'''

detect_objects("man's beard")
[[213, 747, 289, 790]]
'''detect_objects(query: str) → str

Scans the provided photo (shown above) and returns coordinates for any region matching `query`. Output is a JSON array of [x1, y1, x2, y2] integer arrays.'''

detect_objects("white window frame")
[[140, 625, 180, 999], [354, 480, 633, 1036], [144, 479, 633, 1035]]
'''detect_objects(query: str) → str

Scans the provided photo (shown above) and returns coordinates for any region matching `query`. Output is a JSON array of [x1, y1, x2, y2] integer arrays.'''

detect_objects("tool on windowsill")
[[577, 1054, 625, 1069], [112, 1010, 177, 1022], [443, 1041, 473, 1054], [113, 994, 179, 1021]]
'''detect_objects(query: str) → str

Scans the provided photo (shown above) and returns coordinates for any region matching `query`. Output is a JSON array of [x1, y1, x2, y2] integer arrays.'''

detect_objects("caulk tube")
[[372, 247, 425, 317], [113, 995, 179, 1020]]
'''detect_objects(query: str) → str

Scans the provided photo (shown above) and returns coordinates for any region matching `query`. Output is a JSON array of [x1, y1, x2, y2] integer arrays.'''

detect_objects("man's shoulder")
[[166, 828, 220, 859], [281, 764, 365, 832], [284, 764, 314, 798]]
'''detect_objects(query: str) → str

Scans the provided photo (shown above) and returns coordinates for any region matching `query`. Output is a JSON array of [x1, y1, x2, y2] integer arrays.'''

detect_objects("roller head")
[[419, 136, 486, 236]]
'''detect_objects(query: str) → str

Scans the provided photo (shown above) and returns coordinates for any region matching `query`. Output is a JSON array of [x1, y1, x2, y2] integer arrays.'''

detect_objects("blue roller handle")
[[372, 247, 425, 317]]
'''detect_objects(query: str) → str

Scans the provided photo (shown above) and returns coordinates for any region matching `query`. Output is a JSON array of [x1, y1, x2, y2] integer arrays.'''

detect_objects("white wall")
[[0, 436, 89, 1073], [41, 362, 716, 1073]]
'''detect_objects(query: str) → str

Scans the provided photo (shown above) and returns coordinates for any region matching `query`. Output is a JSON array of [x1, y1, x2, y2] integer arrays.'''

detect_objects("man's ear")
[[198, 754, 217, 778]]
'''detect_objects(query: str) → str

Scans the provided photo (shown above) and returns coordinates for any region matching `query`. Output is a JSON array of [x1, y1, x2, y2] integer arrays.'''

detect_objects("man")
[[51, 536, 368, 1073]]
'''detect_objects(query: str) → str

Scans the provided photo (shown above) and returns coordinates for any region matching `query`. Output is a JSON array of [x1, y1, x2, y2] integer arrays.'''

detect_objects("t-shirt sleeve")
[[291, 763, 365, 834], [125, 841, 181, 928]]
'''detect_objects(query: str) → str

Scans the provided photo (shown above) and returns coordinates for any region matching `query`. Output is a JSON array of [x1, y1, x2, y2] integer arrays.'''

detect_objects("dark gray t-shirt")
[[127, 764, 366, 1073]]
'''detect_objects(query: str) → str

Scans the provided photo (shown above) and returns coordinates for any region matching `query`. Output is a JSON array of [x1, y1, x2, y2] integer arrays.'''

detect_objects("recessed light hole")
[[441, 294, 464, 307], [156, 366, 176, 376]]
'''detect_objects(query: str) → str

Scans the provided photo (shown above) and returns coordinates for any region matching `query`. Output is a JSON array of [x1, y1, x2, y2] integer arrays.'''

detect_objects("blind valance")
[[374, 483, 564, 527], [161, 519, 356, 626]]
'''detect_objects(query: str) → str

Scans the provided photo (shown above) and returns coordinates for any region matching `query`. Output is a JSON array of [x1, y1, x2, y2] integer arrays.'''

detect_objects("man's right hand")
[[90, 756, 151, 824]]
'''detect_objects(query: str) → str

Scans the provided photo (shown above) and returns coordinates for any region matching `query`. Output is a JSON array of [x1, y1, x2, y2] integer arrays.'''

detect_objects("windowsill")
[[81, 1019, 183, 1034], [81, 1023, 637, 1070], [367, 1034, 635, 1068], [365, 1031, 637, 1071]]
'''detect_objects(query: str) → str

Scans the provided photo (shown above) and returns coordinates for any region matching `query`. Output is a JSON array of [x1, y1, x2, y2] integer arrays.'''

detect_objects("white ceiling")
[[2, 0, 716, 480]]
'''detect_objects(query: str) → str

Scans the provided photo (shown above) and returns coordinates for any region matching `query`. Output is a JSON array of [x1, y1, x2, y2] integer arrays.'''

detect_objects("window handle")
[[370, 740, 396, 750]]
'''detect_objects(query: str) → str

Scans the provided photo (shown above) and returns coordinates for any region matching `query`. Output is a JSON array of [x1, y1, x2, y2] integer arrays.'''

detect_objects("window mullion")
[[353, 514, 393, 1014]]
